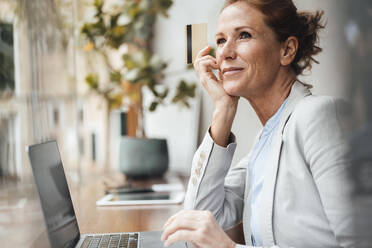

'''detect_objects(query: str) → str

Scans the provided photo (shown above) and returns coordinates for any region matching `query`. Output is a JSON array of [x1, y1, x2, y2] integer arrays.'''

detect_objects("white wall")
[[150, 0, 225, 174], [153, 0, 349, 168], [295, 0, 350, 98]]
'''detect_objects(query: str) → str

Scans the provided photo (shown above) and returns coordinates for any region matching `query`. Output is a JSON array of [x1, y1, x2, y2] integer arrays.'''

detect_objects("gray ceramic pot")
[[119, 137, 168, 178]]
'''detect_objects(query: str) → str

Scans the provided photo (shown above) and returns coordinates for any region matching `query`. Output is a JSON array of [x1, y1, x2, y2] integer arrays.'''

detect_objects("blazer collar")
[[259, 81, 312, 246], [278, 81, 312, 134]]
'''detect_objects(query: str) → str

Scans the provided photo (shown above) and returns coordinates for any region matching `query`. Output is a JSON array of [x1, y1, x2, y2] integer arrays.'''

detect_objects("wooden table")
[[71, 170, 186, 234], [0, 168, 244, 248]]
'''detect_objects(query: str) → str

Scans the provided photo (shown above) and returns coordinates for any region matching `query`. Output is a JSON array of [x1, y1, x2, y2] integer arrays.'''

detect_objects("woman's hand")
[[194, 46, 239, 147], [194, 46, 239, 110], [161, 210, 236, 248]]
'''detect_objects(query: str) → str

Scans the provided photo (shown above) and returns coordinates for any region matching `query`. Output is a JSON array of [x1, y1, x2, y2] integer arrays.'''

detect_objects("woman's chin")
[[223, 82, 241, 97]]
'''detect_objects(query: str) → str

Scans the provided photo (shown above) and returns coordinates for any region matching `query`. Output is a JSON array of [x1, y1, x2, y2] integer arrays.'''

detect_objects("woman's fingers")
[[199, 61, 218, 82], [161, 218, 197, 242], [163, 210, 202, 230], [198, 58, 218, 71], [162, 211, 202, 247], [193, 47, 221, 92], [218, 70, 223, 82], [192, 45, 237, 109], [163, 209, 186, 229], [196, 45, 211, 60], [161, 210, 235, 248], [162, 210, 207, 239], [195, 54, 215, 64], [194, 55, 218, 73], [164, 229, 197, 247]]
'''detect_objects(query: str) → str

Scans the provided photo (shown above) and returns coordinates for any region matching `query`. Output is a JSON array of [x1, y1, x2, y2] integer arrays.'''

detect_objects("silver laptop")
[[27, 140, 186, 248]]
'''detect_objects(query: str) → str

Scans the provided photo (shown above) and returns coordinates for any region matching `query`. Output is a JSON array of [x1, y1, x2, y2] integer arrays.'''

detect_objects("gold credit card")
[[186, 23, 208, 64]]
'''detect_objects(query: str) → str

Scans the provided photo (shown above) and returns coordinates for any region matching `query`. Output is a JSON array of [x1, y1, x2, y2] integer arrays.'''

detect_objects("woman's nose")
[[220, 40, 237, 60]]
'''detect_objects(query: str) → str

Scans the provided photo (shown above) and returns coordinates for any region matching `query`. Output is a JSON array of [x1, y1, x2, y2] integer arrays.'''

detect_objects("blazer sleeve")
[[298, 97, 357, 247], [184, 128, 250, 230]]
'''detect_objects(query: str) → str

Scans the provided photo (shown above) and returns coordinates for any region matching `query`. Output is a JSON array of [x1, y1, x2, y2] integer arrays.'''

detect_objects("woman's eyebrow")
[[215, 32, 224, 37], [215, 25, 256, 37], [236, 25, 255, 32]]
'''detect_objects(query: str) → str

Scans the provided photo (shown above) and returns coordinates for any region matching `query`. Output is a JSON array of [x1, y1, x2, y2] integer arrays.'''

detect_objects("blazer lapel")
[[259, 81, 312, 246]]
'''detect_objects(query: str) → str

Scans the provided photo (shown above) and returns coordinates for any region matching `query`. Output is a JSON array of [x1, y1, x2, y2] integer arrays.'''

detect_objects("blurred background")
[[0, 0, 371, 247]]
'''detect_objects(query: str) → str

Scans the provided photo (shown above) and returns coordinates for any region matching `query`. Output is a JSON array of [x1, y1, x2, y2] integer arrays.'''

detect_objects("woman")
[[162, 0, 356, 247]]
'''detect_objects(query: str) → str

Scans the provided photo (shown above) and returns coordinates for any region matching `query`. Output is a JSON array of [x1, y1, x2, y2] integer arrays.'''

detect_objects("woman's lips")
[[222, 67, 244, 77]]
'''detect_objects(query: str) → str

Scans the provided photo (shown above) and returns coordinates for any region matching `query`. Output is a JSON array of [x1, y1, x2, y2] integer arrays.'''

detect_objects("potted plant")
[[80, 0, 196, 178]]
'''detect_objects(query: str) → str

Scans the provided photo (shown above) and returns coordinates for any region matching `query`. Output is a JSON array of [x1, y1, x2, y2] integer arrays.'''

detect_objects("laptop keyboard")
[[80, 233, 139, 248]]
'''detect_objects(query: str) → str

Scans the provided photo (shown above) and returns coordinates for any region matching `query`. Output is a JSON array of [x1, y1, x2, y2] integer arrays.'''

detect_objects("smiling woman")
[[215, 3, 288, 102], [161, 0, 360, 248]]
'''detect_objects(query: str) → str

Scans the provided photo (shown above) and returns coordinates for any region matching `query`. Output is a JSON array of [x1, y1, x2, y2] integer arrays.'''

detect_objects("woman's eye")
[[239, 31, 252, 39], [216, 38, 226, 45]]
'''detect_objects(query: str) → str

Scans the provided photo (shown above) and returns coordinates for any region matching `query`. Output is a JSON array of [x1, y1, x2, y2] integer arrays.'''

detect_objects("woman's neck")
[[248, 71, 296, 126]]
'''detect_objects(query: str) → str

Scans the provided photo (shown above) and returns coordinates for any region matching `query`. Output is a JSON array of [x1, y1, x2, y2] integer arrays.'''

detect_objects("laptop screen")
[[28, 141, 80, 248]]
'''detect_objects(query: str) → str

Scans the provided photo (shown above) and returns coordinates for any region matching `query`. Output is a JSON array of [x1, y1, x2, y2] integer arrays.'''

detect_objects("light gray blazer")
[[184, 82, 357, 247]]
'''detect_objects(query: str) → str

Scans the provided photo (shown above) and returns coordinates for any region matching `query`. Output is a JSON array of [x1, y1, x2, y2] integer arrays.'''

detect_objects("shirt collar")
[[262, 98, 289, 135]]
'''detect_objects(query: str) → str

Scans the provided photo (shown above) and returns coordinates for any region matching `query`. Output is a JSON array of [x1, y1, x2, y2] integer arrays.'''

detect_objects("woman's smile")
[[222, 67, 245, 77]]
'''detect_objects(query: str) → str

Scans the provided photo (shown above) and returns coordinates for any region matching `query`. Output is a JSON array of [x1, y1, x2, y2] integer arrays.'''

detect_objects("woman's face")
[[216, 1, 283, 98]]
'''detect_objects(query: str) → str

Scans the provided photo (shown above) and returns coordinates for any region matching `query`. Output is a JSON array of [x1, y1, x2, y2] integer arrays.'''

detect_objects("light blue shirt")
[[249, 98, 288, 246]]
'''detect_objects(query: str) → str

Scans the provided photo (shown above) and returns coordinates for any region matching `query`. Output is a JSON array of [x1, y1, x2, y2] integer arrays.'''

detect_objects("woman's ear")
[[281, 36, 298, 66]]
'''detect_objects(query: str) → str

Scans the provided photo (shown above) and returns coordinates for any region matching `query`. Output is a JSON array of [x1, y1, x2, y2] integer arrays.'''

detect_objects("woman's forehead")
[[217, 2, 267, 34]]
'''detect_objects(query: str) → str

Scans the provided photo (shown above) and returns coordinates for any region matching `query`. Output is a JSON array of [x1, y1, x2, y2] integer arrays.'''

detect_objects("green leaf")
[[94, 0, 104, 10], [85, 74, 99, 89], [150, 85, 159, 97], [122, 54, 138, 69], [128, 5, 141, 18], [149, 101, 159, 111], [172, 80, 197, 107], [110, 71, 122, 83]]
